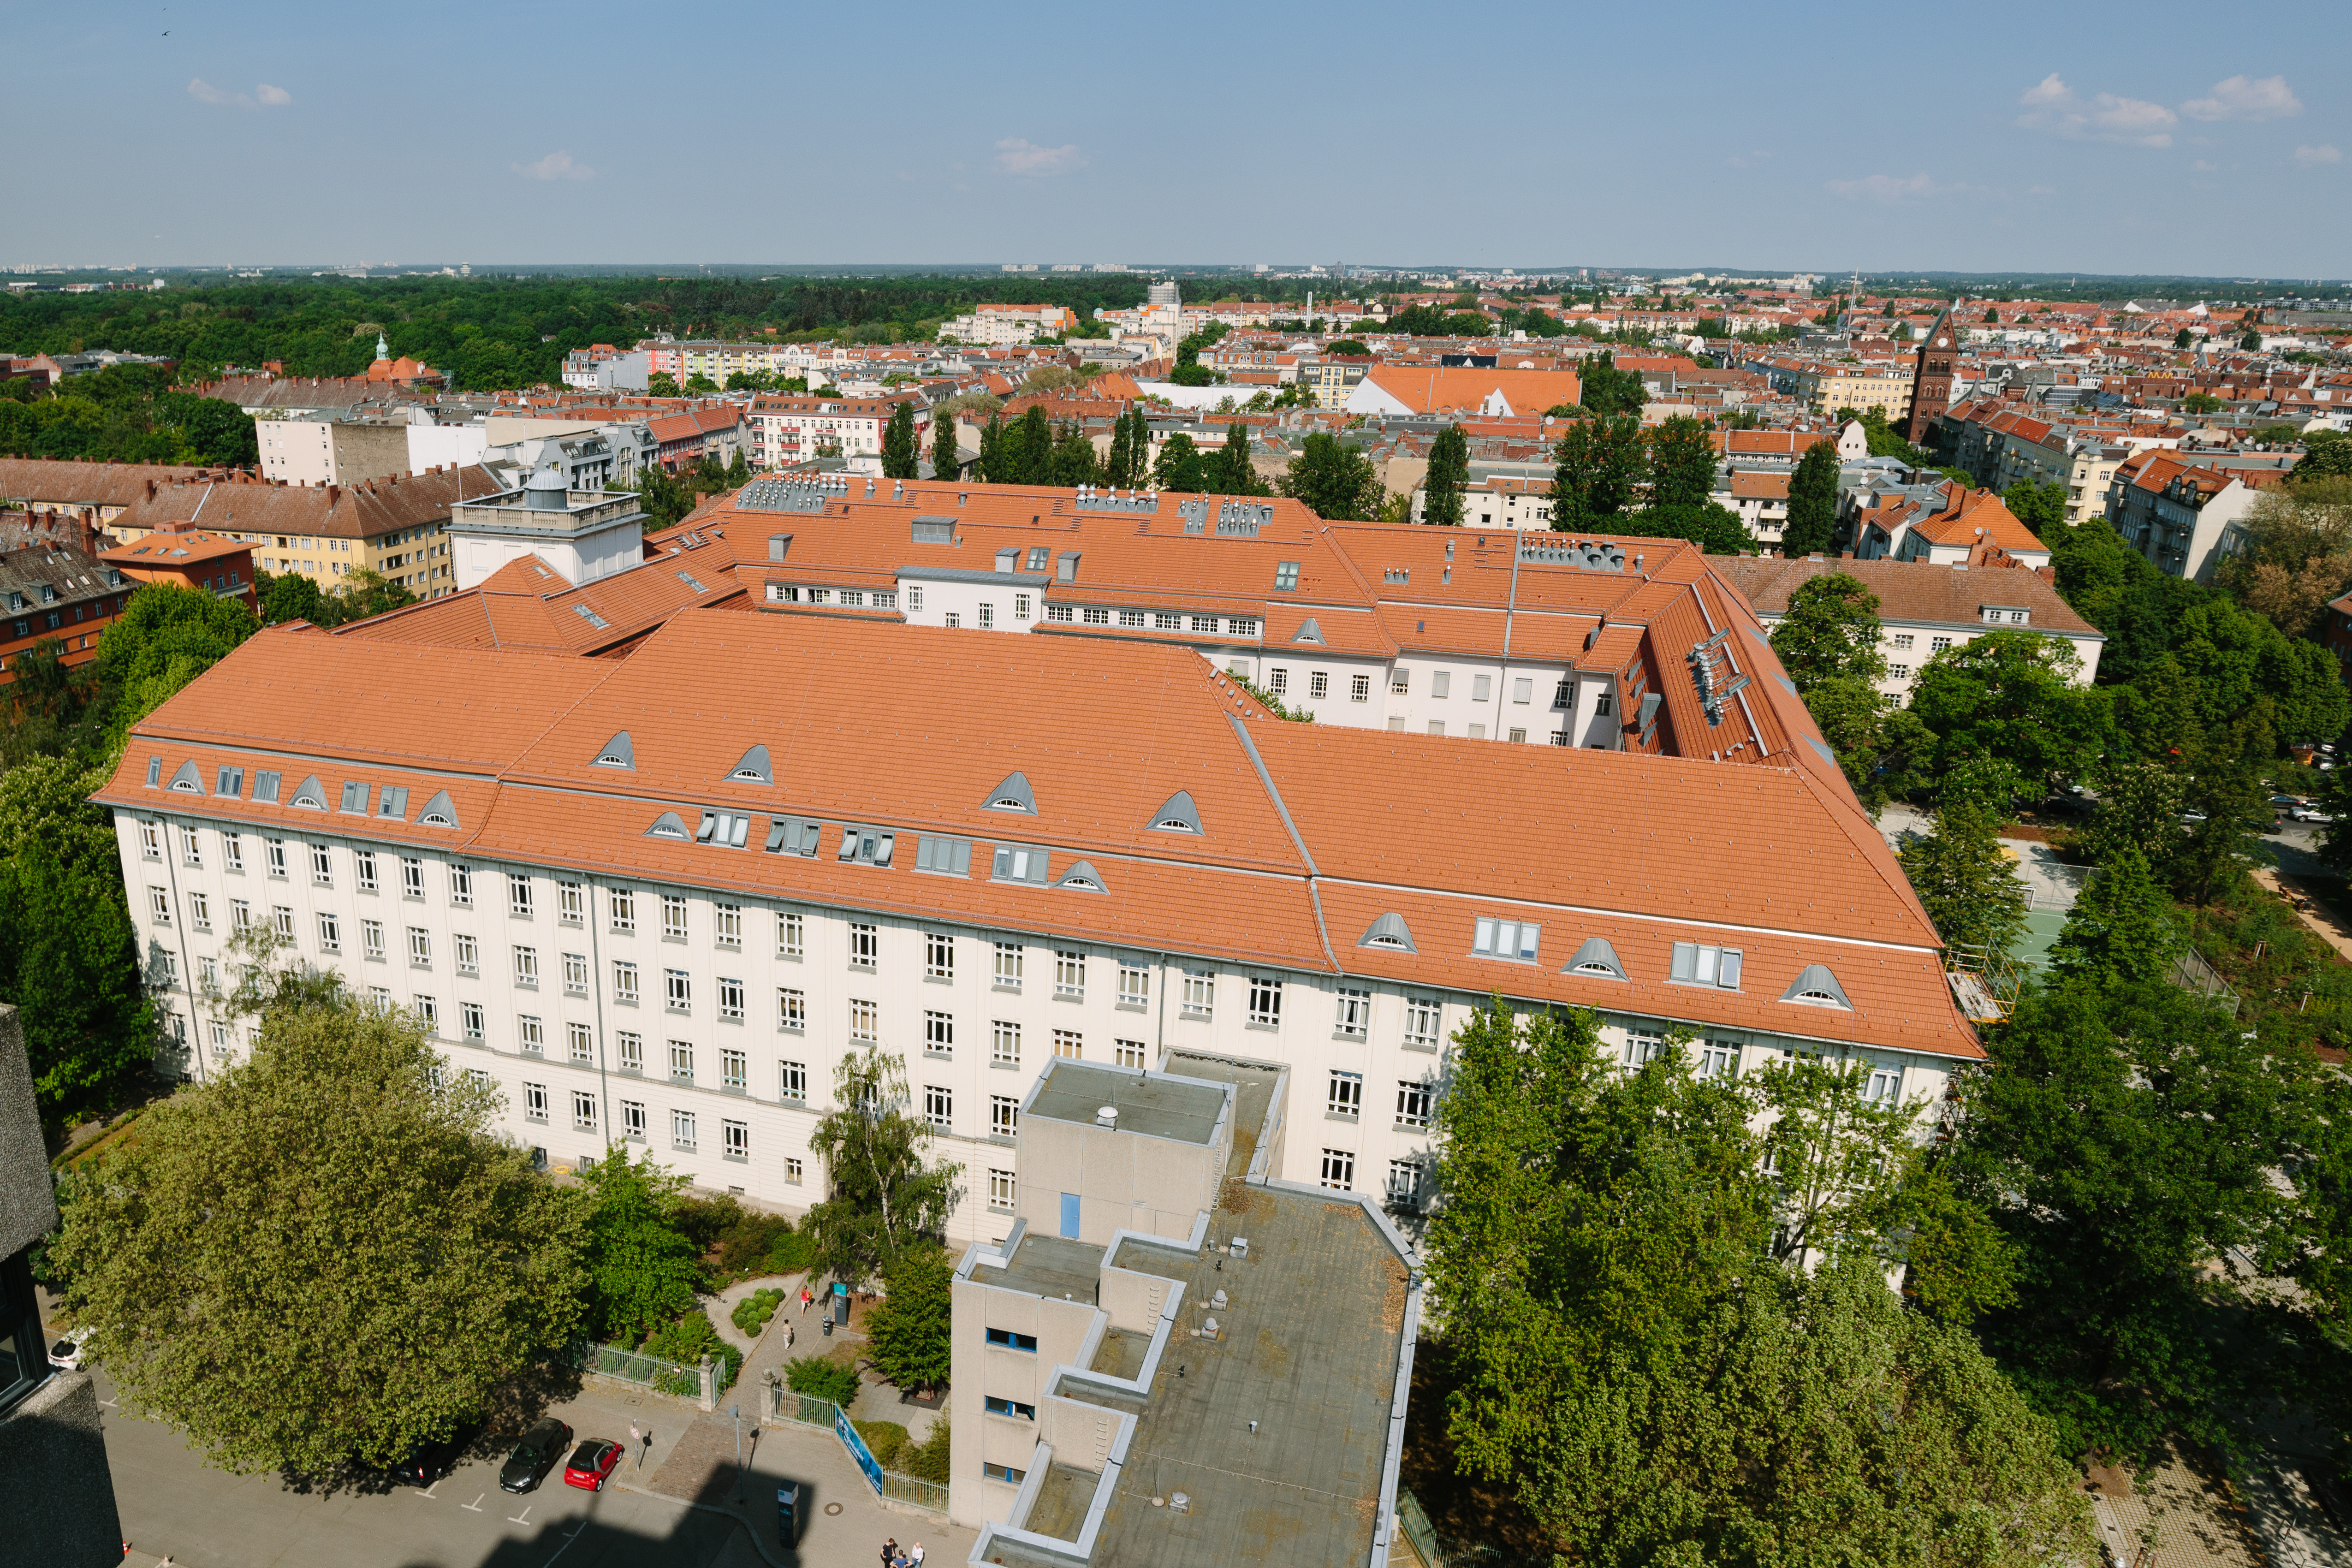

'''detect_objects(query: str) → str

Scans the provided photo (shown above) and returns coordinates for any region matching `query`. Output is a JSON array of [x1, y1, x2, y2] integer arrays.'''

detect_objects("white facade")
[[448, 487, 647, 590], [122, 810, 1959, 1242]]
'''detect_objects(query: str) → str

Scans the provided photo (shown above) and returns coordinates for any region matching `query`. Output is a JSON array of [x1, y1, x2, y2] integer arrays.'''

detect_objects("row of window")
[[1265, 668, 1566, 705], [1327, 1071, 1434, 1128], [1043, 606, 1261, 637]]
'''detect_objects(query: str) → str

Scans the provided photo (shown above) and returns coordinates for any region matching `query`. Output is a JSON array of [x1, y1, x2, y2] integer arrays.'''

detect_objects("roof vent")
[[523, 460, 569, 509], [985, 771, 1036, 813], [1357, 912, 1418, 953], [728, 744, 772, 784], [1781, 963, 1853, 1009], [594, 731, 636, 770], [1149, 790, 1202, 834], [1566, 937, 1627, 980], [1095, 1105, 1118, 1128]]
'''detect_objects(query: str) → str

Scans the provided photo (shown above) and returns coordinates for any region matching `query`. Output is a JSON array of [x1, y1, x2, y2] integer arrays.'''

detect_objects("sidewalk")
[[2253, 867, 2352, 960]]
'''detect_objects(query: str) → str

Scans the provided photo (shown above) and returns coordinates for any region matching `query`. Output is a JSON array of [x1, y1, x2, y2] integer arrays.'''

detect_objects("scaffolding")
[[1944, 941, 2025, 1022]]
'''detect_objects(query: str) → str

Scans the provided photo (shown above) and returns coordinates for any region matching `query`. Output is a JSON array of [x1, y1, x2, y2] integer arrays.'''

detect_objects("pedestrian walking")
[[630, 1421, 642, 1469], [801, 1284, 814, 1315], [911, 1543, 926, 1568], [880, 1537, 898, 1568]]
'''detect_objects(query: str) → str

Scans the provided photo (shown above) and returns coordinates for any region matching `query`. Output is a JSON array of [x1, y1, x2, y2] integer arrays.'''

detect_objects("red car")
[[562, 1438, 623, 1492]]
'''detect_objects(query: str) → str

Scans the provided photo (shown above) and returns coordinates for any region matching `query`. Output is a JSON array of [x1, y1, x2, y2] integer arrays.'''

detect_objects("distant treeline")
[[0, 274, 1158, 392]]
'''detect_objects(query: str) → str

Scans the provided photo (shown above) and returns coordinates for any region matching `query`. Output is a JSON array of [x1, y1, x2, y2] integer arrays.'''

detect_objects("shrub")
[[854, 1419, 909, 1470], [714, 1212, 796, 1278], [644, 1307, 742, 1387], [784, 1354, 861, 1407], [731, 1288, 785, 1337], [903, 1420, 952, 1483], [671, 1192, 744, 1253], [766, 1229, 819, 1276]]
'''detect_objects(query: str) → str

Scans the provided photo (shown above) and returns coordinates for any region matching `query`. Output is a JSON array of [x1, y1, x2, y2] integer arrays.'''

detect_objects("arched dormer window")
[[1055, 860, 1106, 892], [985, 771, 1036, 813], [1357, 912, 1417, 953], [728, 744, 772, 784], [1565, 937, 1626, 980], [595, 731, 636, 770], [1150, 790, 1202, 834], [645, 811, 690, 840], [1780, 963, 1853, 1009], [417, 790, 459, 829]]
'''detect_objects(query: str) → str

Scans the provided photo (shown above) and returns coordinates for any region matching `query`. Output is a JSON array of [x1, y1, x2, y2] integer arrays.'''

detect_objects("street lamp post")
[[732, 1403, 745, 1503]]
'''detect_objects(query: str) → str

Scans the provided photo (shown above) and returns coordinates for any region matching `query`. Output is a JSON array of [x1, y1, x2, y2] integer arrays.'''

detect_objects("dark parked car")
[[563, 1438, 623, 1492], [499, 1417, 574, 1493], [388, 1420, 483, 1487]]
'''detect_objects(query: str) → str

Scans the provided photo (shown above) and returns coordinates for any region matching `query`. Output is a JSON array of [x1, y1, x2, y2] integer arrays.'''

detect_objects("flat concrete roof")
[[972, 1232, 1105, 1304], [1027, 1061, 1229, 1146], [1165, 1051, 1282, 1179], [1083, 1183, 1408, 1568]]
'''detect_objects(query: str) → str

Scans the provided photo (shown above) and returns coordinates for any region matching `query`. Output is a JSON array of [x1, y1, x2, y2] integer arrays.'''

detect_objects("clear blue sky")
[[5, 0, 2346, 279]]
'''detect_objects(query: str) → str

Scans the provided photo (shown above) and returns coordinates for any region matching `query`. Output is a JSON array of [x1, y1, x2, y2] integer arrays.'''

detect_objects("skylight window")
[[985, 771, 1037, 814], [1357, 913, 1417, 953], [991, 845, 1051, 885], [594, 731, 636, 770], [1565, 937, 1626, 980], [676, 569, 708, 594], [1780, 963, 1852, 1009], [697, 810, 753, 849], [573, 604, 611, 629], [915, 835, 974, 875], [1472, 917, 1540, 963], [1149, 790, 1202, 834], [1274, 561, 1299, 591], [1025, 546, 1049, 571], [838, 827, 895, 867], [1669, 942, 1744, 990]]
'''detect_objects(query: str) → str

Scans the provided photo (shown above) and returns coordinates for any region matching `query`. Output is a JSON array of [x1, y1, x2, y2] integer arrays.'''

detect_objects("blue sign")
[[836, 1403, 884, 1495]]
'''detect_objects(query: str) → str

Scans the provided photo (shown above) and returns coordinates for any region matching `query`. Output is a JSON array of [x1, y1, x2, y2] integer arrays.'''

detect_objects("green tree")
[[257, 569, 324, 626], [1909, 631, 2112, 791], [2078, 760, 2187, 873], [1547, 414, 1642, 528], [50, 996, 587, 1475], [863, 1243, 954, 1395], [682, 373, 719, 396], [2174, 327, 2195, 349], [1426, 1001, 2089, 1567], [1151, 431, 1205, 493], [2002, 478, 2067, 536], [977, 415, 1004, 482], [931, 404, 960, 480], [803, 1047, 963, 1289], [2049, 848, 2180, 986], [577, 1151, 704, 1343], [1769, 572, 1887, 694], [1781, 440, 1840, 557], [1645, 414, 1717, 510], [647, 372, 682, 398], [880, 402, 919, 479], [1049, 420, 1103, 487], [1422, 423, 1469, 525], [1802, 677, 1931, 811], [1952, 980, 2313, 1463], [93, 581, 261, 749], [1103, 410, 1134, 490], [2299, 430, 2352, 480], [1898, 801, 2029, 956], [1208, 419, 1263, 495], [1575, 350, 1648, 417], [0, 754, 154, 1117], [1277, 433, 1384, 520]]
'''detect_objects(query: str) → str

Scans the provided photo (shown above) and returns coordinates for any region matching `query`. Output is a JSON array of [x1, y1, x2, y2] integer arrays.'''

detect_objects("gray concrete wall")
[[0, 1370, 124, 1568], [1014, 1115, 1220, 1247], [0, 1004, 55, 1259]]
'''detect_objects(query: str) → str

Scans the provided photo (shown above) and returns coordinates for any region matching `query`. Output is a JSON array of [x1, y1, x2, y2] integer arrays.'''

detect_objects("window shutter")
[[993, 846, 1012, 879]]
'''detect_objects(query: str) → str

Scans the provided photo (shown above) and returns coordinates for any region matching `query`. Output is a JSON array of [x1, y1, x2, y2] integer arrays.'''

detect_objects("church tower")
[[1906, 311, 1958, 445]]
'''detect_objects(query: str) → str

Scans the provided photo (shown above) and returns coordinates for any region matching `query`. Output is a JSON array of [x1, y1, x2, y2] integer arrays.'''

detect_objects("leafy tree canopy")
[[1908, 631, 2113, 790], [1770, 572, 1887, 693], [803, 1047, 962, 1289], [1898, 800, 2030, 956], [50, 995, 587, 1475], [863, 1243, 954, 1394], [93, 581, 260, 749], [1277, 432, 1384, 520], [578, 1151, 705, 1342]]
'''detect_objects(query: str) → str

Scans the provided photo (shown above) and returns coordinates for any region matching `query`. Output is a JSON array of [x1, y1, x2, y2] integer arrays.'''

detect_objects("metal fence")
[[568, 1341, 734, 1402], [763, 1381, 950, 1513], [2172, 945, 2242, 1018]]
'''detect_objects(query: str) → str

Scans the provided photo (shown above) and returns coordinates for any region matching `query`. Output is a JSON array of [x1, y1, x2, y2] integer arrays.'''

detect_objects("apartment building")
[[101, 465, 492, 600], [1794, 363, 1912, 421], [939, 305, 1080, 346], [100, 523, 258, 612], [742, 393, 926, 477], [104, 610, 1980, 1250], [2106, 449, 2294, 583], [1714, 554, 2102, 701], [0, 543, 132, 683], [0, 457, 211, 542]]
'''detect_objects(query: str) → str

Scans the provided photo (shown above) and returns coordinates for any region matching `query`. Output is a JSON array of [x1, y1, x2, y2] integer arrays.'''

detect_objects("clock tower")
[[1906, 311, 1958, 446]]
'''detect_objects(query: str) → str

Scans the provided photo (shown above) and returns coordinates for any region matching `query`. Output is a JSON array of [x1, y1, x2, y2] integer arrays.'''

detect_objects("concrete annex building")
[[100, 479, 1982, 1251]]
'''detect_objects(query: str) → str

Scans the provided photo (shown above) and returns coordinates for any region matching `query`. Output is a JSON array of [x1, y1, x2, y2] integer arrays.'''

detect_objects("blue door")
[[1059, 1193, 1081, 1239]]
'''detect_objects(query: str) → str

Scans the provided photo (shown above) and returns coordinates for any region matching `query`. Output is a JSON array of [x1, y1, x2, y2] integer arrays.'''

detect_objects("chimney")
[[327, 485, 340, 506]]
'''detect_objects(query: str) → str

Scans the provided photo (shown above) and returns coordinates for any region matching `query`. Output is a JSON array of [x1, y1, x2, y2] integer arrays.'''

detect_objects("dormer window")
[[594, 731, 636, 770], [645, 811, 690, 840], [985, 771, 1037, 813], [1780, 963, 1853, 1009], [1149, 791, 1202, 834], [1055, 860, 1106, 892], [1357, 912, 1417, 953], [1565, 937, 1626, 981], [697, 810, 753, 849], [728, 744, 772, 784]]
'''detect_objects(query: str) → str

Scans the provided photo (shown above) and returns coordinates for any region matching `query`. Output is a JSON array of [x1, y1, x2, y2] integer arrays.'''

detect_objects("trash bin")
[[777, 1481, 802, 1544]]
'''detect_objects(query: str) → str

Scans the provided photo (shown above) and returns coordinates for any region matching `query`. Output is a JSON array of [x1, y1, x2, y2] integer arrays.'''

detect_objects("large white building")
[[106, 553, 1979, 1248]]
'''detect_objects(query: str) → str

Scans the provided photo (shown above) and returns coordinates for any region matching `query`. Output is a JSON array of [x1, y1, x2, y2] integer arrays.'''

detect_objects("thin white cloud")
[[2295, 144, 2342, 166], [514, 151, 595, 181], [1826, 172, 1951, 202], [993, 138, 1085, 176], [1727, 149, 1773, 169], [2189, 159, 2218, 172], [189, 77, 291, 109], [2182, 74, 2301, 123], [2015, 74, 2175, 147]]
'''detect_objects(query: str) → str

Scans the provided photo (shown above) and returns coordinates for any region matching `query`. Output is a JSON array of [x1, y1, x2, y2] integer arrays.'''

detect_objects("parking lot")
[[101, 1372, 743, 1568]]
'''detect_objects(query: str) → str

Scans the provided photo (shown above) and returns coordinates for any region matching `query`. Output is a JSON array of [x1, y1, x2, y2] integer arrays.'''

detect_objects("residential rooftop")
[[1027, 1061, 1230, 1146]]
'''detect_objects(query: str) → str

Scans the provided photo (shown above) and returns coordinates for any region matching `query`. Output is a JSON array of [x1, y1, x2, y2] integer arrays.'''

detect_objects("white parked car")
[[47, 1330, 88, 1371], [2292, 805, 2334, 824]]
